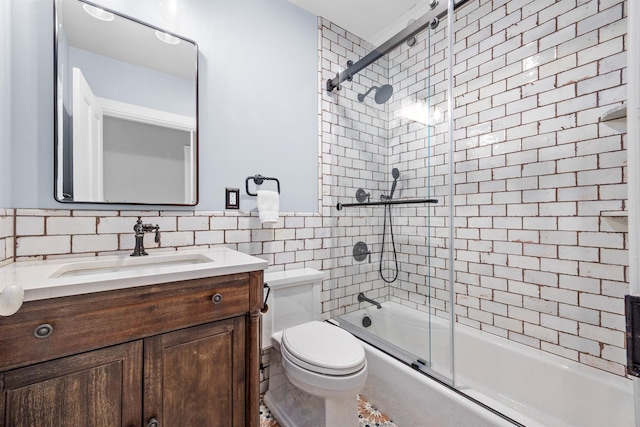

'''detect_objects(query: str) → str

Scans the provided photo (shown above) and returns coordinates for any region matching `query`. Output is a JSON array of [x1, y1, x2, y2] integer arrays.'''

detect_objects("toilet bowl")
[[261, 269, 367, 427], [281, 321, 367, 397]]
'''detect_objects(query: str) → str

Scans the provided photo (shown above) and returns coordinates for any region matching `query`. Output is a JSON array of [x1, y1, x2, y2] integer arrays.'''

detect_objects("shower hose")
[[379, 201, 399, 283]]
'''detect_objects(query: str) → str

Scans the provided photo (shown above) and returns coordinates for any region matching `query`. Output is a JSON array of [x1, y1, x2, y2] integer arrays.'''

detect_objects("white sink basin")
[[50, 253, 214, 278], [0, 247, 268, 306]]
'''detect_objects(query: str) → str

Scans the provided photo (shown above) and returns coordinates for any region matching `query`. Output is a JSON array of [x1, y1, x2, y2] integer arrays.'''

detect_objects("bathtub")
[[338, 301, 635, 427]]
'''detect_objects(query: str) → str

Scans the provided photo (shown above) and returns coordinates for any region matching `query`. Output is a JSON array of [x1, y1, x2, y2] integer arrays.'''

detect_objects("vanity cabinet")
[[0, 270, 264, 427], [2, 341, 142, 426]]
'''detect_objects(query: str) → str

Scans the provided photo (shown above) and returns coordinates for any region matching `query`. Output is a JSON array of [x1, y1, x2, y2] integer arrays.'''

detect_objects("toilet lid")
[[281, 321, 366, 375]]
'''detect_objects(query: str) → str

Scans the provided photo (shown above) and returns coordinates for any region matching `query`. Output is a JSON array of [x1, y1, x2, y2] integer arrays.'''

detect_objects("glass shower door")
[[320, 0, 455, 386], [384, 21, 453, 383]]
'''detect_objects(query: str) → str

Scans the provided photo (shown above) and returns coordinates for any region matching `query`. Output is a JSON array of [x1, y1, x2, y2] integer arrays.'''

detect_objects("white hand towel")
[[257, 190, 280, 224]]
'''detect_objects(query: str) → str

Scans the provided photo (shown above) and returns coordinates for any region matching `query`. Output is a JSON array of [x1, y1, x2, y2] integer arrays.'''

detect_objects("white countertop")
[[0, 247, 268, 304]]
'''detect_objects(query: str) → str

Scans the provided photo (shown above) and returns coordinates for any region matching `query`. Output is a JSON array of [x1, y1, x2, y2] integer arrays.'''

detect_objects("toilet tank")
[[261, 268, 325, 349]]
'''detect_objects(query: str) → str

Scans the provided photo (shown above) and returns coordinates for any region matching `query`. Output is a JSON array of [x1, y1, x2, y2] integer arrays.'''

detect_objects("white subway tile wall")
[[319, 17, 394, 315], [2, 0, 629, 378], [319, 0, 628, 376], [448, 0, 627, 376]]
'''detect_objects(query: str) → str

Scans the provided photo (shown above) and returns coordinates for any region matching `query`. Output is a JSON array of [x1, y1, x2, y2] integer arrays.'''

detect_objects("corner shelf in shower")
[[599, 104, 627, 122], [336, 198, 439, 211], [601, 210, 628, 217]]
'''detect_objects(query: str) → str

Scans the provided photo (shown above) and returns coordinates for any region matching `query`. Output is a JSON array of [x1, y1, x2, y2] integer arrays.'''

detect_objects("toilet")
[[262, 268, 367, 427]]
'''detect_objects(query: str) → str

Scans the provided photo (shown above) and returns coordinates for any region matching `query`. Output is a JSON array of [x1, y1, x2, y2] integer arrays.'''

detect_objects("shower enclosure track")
[[336, 198, 438, 211], [325, 0, 472, 93]]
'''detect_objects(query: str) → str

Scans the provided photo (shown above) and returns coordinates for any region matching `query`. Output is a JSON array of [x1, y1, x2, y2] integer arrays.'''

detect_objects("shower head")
[[357, 84, 394, 104], [375, 84, 394, 104]]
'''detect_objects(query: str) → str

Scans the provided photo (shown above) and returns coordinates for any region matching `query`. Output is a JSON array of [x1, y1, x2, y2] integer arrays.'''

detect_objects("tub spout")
[[358, 292, 382, 309]]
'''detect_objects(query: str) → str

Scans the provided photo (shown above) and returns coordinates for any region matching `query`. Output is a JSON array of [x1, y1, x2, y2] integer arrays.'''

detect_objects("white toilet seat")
[[281, 321, 366, 376]]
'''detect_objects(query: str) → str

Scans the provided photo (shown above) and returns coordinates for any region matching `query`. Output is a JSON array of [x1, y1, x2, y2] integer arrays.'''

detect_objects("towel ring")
[[245, 175, 281, 196]]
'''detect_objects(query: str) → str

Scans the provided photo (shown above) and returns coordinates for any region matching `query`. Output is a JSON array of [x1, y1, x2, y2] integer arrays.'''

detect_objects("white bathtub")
[[339, 301, 636, 427]]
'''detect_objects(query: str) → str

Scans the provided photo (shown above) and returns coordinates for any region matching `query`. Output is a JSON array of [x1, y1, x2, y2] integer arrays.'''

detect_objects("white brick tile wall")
[[17, 235, 71, 257], [178, 216, 209, 231], [442, 0, 626, 377], [16, 216, 44, 236], [195, 230, 224, 245], [72, 234, 119, 253], [48, 216, 97, 235]]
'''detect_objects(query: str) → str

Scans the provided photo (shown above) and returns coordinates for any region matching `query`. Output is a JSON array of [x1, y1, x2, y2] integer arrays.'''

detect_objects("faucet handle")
[[154, 227, 161, 244], [134, 216, 143, 232]]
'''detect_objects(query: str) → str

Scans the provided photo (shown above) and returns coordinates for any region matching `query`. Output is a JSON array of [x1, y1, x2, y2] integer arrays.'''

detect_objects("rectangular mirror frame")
[[53, 0, 199, 206]]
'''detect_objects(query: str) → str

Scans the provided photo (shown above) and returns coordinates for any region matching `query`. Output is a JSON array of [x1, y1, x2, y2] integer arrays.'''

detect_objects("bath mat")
[[259, 394, 399, 427]]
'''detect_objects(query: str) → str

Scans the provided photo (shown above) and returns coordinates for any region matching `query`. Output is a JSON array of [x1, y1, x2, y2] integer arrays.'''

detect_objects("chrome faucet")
[[131, 217, 160, 256], [358, 292, 382, 309]]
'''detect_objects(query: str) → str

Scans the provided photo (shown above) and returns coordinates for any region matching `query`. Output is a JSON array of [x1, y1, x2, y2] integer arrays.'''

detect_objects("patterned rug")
[[260, 394, 398, 427]]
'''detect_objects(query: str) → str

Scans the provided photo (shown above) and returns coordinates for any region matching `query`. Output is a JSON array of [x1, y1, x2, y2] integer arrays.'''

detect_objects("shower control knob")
[[353, 241, 371, 263]]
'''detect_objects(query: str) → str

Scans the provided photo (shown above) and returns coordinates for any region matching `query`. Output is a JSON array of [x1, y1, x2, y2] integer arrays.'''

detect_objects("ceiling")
[[61, 0, 436, 78], [287, 0, 432, 46], [59, 0, 196, 79]]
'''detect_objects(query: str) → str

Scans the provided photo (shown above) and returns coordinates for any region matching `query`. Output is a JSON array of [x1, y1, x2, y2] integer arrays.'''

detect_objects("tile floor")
[[260, 394, 399, 427]]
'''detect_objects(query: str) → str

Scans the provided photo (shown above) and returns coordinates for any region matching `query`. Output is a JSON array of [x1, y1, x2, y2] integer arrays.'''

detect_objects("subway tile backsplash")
[[11, 210, 330, 273]]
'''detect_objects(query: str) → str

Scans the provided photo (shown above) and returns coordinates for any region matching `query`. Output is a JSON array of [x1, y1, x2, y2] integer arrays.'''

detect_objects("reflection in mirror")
[[54, 0, 198, 205]]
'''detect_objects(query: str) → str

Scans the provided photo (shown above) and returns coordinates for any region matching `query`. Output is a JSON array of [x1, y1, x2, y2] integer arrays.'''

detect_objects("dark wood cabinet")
[[0, 270, 263, 427], [144, 318, 246, 427], [2, 341, 142, 427]]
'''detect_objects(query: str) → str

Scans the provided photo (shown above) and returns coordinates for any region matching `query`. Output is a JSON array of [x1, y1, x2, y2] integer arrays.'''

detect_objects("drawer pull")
[[34, 324, 53, 339], [146, 418, 159, 427], [211, 293, 223, 304]]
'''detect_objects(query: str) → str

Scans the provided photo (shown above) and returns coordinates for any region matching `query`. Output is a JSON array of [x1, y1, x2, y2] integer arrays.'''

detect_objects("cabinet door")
[[144, 318, 246, 427], [1, 341, 142, 427]]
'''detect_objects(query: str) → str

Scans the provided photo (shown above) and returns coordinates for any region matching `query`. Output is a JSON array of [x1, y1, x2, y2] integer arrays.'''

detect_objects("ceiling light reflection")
[[394, 100, 440, 126], [82, 4, 114, 22], [156, 31, 181, 45]]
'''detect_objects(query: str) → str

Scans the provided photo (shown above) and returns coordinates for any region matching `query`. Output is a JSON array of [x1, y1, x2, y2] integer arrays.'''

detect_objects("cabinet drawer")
[[0, 273, 254, 371]]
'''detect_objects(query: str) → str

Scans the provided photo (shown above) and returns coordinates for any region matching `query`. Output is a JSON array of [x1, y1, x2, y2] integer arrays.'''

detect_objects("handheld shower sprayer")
[[389, 168, 400, 200], [382, 168, 400, 200]]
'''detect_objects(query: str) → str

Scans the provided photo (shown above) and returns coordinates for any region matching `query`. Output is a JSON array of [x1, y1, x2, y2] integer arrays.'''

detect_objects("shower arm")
[[326, 0, 450, 93], [358, 86, 377, 101]]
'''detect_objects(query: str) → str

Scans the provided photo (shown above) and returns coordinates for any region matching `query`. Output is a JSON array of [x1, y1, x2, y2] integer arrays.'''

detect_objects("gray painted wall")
[[1, 0, 11, 207], [69, 47, 195, 117], [8, 0, 318, 212], [103, 117, 190, 204]]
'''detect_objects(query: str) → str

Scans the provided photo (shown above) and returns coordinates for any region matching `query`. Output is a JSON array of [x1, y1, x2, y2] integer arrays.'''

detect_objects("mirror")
[[54, 0, 198, 205]]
